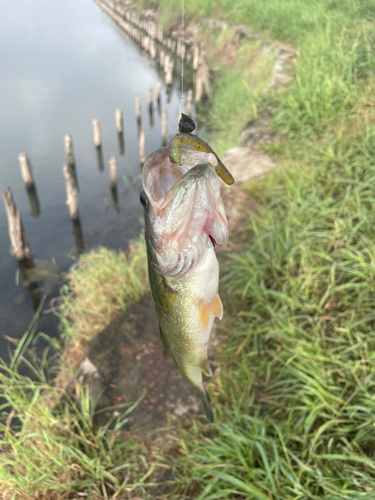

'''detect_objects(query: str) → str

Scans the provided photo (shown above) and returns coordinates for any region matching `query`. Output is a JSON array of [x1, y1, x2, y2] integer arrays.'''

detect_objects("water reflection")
[[19, 260, 41, 312], [96, 146, 104, 172], [26, 187, 41, 218], [72, 216, 85, 255], [117, 132, 125, 156], [110, 185, 120, 213], [149, 106, 154, 127]]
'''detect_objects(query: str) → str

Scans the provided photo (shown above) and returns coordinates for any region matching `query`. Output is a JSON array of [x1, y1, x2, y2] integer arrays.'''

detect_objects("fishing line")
[[181, 0, 185, 108]]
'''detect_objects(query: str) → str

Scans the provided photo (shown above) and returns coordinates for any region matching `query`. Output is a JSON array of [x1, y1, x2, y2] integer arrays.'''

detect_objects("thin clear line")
[[181, 0, 184, 107]]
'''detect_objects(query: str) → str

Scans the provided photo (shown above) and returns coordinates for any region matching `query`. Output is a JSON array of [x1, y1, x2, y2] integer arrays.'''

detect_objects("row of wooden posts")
[[3, 0, 208, 266], [2, 79, 179, 263], [94, 0, 210, 102]]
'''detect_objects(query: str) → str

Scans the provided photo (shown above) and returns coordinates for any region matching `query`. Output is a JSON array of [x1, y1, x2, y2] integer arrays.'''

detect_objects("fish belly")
[[157, 246, 222, 387]]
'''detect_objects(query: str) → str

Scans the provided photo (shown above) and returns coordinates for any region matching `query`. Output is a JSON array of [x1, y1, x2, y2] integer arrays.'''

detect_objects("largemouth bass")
[[140, 147, 229, 422]]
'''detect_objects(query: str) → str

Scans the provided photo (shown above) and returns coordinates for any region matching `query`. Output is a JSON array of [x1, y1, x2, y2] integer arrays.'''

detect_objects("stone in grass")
[[222, 147, 277, 184]]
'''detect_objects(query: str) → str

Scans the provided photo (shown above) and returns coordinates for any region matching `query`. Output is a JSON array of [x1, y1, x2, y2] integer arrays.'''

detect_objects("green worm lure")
[[168, 114, 235, 186]]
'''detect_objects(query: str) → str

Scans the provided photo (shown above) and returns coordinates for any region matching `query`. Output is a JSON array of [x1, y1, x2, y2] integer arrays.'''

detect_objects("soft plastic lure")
[[168, 114, 235, 186]]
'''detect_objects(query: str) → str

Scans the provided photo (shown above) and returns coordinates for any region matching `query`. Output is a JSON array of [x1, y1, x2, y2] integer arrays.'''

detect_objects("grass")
[[0, 310, 154, 499], [126, 0, 375, 498], [57, 236, 149, 385], [3, 0, 375, 497]]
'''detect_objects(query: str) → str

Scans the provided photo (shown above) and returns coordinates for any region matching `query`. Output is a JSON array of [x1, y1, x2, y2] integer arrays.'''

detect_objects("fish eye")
[[139, 190, 147, 207]]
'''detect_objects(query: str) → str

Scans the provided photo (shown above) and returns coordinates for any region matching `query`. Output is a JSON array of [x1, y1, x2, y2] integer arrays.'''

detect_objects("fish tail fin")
[[197, 386, 214, 423], [184, 364, 214, 422]]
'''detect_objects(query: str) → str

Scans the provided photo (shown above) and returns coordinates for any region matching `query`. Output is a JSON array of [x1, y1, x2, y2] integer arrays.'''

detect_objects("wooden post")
[[64, 135, 75, 167], [135, 97, 141, 122], [159, 50, 165, 68], [63, 164, 79, 220], [186, 89, 193, 115], [115, 109, 123, 134], [195, 72, 203, 103], [92, 119, 102, 147], [161, 108, 168, 146], [163, 54, 170, 74], [193, 45, 200, 70], [2, 188, 31, 261], [165, 60, 174, 86], [139, 127, 146, 163], [150, 39, 156, 59], [18, 153, 34, 189], [109, 156, 117, 189]]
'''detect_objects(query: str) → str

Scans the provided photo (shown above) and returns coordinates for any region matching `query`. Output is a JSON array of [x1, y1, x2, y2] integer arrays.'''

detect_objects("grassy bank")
[[3, 0, 375, 497], [141, 0, 375, 498], [0, 238, 151, 499]]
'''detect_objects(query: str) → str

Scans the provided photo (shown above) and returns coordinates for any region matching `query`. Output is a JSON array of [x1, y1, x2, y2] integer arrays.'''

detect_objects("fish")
[[140, 145, 230, 421]]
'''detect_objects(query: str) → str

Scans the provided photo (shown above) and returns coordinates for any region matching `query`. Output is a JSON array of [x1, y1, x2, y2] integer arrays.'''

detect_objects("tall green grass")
[[130, 0, 375, 498], [0, 326, 153, 499], [58, 236, 148, 385]]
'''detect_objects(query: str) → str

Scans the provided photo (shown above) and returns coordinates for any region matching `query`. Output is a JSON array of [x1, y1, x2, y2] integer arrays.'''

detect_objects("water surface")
[[0, 0, 183, 356]]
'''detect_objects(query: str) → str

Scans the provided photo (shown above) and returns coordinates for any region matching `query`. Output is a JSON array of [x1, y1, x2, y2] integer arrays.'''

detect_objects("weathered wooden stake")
[[18, 153, 35, 189], [63, 164, 79, 220], [160, 50, 165, 68], [139, 127, 146, 163], [165, 60, 174, 86], [109, 156, 117, 189], [92, 119, 102, 147], [3, 188, 31, 261], [193, 45, 200, 70], [150, 39, 156, 59], [195, 73, 203, 103], [115, 109, 123, 134], [64, 135, 75, 166], [186, 89, 193, 115], [161, 108, 168, 146], [135, 97, 141, 122]]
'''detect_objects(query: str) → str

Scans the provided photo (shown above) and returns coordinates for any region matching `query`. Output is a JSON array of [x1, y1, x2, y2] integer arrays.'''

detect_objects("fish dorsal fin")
[[198, 293, 223, 332]]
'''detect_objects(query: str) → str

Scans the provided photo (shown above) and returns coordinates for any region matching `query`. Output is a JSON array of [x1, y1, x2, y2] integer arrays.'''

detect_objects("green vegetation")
[[0, 350, 152, 498], [0, 239, 150, 499], [58, 237, 148, 384], [147, 0, 375, 498], [3, 0, 375, 497]]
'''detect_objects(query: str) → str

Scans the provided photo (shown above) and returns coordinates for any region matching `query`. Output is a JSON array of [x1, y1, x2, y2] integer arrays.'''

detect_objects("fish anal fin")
[[198, 293, 223, 331], [199, 356, 212, 377]]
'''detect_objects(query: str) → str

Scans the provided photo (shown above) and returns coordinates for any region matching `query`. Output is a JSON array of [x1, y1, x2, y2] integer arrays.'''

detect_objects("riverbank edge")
[[56, 0, 291, 386]]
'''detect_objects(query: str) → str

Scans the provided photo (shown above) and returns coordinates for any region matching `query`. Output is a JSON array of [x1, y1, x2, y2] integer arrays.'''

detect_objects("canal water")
[[0, 0, 185, 357]]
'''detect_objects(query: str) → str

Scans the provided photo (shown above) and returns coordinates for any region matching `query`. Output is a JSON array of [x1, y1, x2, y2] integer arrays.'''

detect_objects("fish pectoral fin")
[[157, 280, 178, 313], [199, 356, 213, 377], [199, 293, 224, 331]]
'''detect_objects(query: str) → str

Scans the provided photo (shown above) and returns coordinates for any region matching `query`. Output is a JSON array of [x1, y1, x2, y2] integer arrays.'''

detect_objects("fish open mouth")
[[142, 148, 228, 277]]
